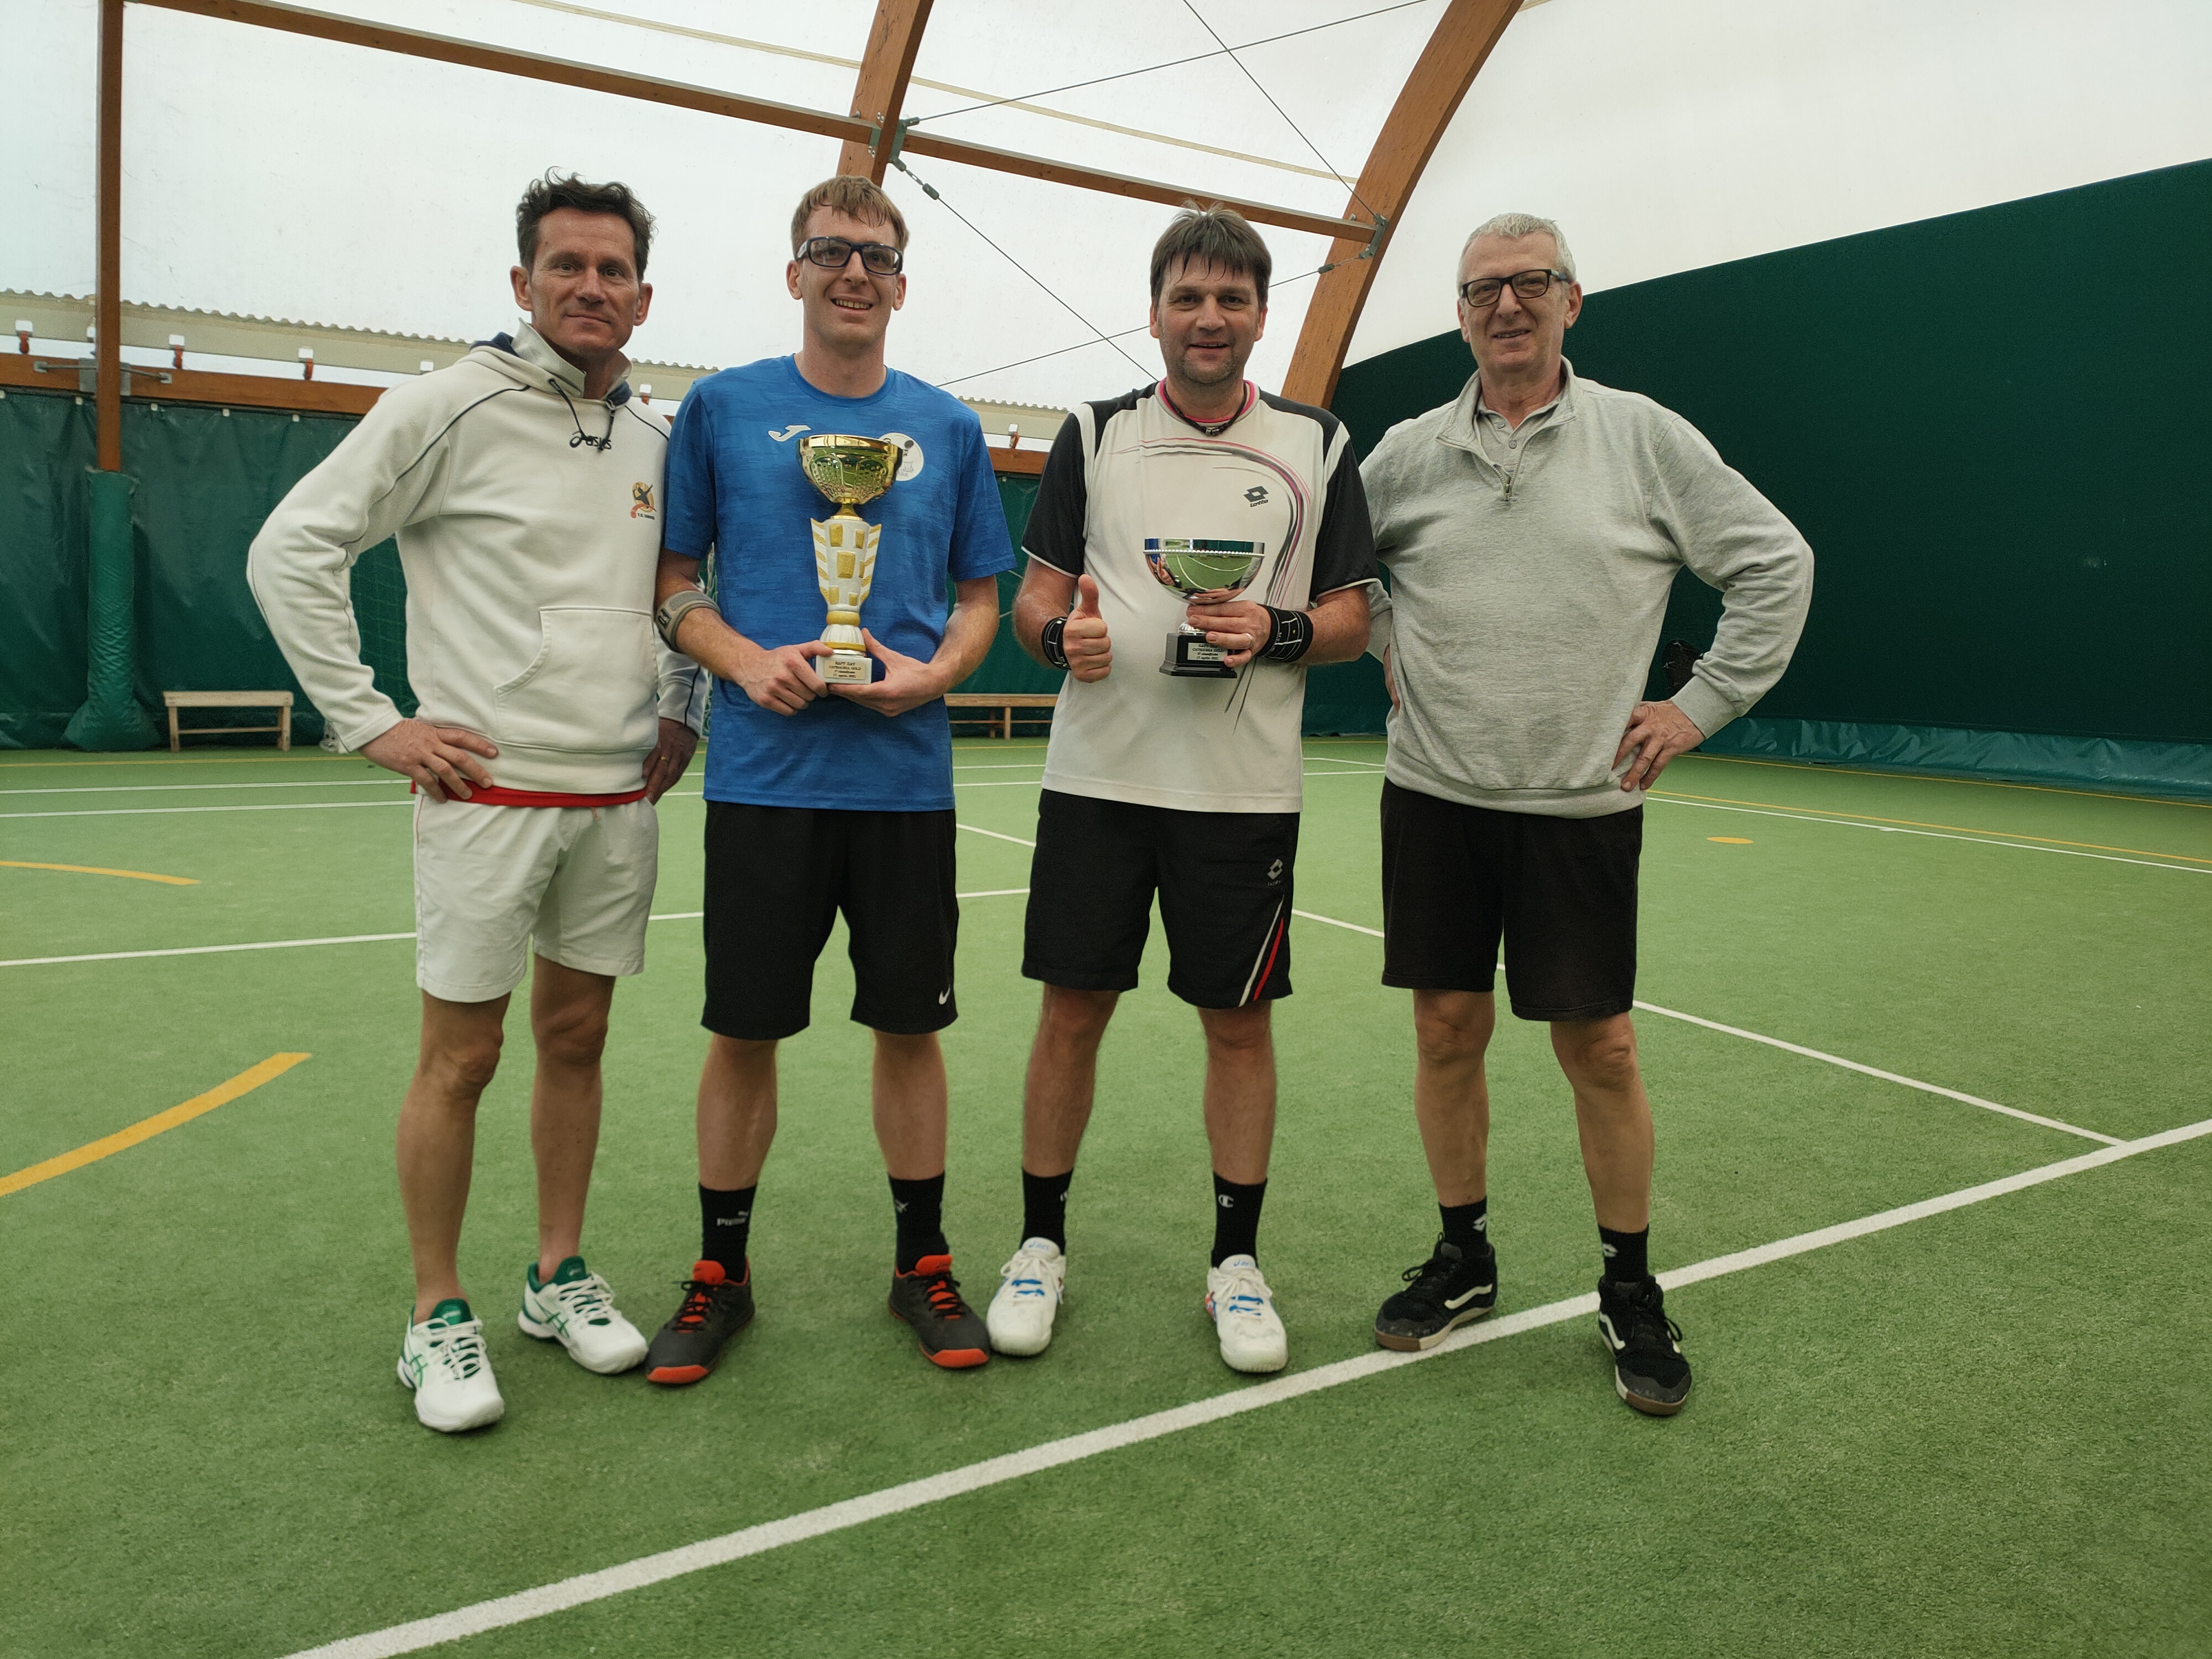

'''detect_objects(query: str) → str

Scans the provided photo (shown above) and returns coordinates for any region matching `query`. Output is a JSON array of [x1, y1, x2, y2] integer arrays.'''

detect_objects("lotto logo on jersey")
[[630, 482, 656, 519]]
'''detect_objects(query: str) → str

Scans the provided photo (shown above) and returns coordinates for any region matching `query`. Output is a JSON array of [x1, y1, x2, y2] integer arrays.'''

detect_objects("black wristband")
[[1040, 614, 1071, 670], [1261, 605, 1313, 663]]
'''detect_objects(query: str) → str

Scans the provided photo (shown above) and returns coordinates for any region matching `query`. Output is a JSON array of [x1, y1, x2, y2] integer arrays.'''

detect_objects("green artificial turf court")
[[3, 739, 2210, 1658]]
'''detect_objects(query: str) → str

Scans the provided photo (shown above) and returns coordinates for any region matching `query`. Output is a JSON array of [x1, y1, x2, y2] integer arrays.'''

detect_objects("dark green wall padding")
[[1332, 155, 2212, 795]]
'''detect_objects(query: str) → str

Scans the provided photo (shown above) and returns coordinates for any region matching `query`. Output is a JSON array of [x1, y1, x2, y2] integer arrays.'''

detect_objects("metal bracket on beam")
[[1359, 213, 1391, 260], [78, 361, 132, 397], [869, 116, 916, 169]]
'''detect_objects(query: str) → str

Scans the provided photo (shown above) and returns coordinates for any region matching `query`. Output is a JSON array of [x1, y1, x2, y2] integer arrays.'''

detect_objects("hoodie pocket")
[[493, 607, 658, 754]]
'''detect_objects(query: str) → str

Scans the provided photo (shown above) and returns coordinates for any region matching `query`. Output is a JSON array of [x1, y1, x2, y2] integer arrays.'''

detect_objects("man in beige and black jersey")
[[983, 206, 1378, 1374]]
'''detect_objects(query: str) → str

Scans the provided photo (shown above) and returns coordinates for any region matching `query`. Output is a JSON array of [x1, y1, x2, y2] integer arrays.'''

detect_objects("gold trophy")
[[799, 434, 904, 686]]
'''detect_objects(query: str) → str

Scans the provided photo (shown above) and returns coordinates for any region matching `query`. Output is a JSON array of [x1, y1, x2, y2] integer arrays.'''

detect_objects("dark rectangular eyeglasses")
[[798, 236, 904, 276], [1458, 269, 1570, 306]]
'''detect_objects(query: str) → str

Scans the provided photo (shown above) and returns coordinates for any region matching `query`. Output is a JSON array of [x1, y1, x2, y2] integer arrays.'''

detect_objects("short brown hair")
[[516, 170, 655, 277], [789, 176, 910, 255], [1150, 205, 1271, 309]]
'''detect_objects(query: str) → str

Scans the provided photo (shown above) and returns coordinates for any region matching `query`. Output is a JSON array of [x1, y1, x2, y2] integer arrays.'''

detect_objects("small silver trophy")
[[1145, 538, 1266, 678]]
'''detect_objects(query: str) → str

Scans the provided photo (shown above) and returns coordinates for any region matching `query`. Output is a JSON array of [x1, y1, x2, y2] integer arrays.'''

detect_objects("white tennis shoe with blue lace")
[[985, 1238, 1066, 1356], [1205, 1254, 1288, 1373]]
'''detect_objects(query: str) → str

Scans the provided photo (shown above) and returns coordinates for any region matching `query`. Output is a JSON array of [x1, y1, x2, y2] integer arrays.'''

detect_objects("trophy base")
[[1161, 630, 1236, 679], [821, 649, 873, 685]]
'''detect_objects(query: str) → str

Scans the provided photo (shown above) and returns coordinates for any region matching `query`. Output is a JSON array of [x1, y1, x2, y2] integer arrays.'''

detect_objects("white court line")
[[0, 896, 1034, 969], [0, 773, 1385, 820], [957, 822, 1037, 848], [1285, 906, 2115, 1145], [1631, 1000, 2120, 1145], [283, 1113, 2212, 1659], [1293, 908, 1383, 938], [1652, 797, 2211, 877], [0, 799, 415, 821]]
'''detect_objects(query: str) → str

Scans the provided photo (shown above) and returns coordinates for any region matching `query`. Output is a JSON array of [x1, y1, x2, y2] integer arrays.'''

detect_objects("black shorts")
[[702, 801, 958, 1041], [1022, 789, 1296, 1009], [1379, 779, 1641, 1022]]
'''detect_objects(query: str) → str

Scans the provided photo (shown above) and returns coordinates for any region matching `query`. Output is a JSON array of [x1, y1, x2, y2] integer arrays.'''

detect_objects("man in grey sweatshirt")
[[1359, 213, 1812, 1415]]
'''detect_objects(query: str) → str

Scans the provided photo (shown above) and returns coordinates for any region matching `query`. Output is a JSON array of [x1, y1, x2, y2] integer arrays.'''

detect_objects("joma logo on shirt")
[[630, 482, 656, 519]]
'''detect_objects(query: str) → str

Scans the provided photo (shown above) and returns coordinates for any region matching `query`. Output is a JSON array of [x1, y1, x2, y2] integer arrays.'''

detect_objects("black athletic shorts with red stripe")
[[1021, 789, 1296, 1008]]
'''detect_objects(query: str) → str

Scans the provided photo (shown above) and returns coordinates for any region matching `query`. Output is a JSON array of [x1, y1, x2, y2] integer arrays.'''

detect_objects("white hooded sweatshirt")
[[248, 324, 705, 794]]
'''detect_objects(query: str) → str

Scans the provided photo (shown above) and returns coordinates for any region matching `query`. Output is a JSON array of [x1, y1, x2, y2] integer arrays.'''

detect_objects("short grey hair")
[[1459, 212, 1575, 284]]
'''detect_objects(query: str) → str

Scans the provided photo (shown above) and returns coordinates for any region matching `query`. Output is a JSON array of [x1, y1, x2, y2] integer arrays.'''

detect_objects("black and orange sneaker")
[[888, 1254, 990, 1369], [644, 1260, 753, 1386]]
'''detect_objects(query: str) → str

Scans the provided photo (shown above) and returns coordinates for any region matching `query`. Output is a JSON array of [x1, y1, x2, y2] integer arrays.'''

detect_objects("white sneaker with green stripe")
[[519, 1256, 648, 1375], [398, 1300, 505, 1433]]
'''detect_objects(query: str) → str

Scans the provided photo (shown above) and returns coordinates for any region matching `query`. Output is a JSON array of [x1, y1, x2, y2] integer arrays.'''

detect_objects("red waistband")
[[413, 782, 648, 807]]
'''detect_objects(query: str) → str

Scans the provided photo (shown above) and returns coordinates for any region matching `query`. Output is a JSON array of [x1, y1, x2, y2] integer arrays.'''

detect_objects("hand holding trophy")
[[799, 434, 903, 686], [1145, 538, 1266, 677]]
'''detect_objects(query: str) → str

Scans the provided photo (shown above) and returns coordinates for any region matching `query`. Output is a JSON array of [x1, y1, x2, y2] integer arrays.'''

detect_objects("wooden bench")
[[163, 690, 293, 752], [945, 692, 1057, 739]]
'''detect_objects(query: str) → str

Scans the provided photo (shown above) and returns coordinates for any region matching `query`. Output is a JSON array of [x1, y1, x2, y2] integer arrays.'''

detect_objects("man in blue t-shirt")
[[644, 175, 1014, 1380]]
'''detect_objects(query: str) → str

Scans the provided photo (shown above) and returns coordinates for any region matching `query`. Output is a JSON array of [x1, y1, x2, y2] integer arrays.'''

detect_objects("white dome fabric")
[[6, 0, 2209, 408]]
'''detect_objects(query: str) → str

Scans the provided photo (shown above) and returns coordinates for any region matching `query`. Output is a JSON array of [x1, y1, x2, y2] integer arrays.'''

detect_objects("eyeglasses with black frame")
[[1458, 268, 1571, 307], [797, 236, 904, 276]]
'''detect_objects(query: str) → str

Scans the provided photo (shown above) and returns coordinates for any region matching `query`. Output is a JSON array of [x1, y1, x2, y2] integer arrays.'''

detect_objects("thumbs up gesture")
[[1063, 574, 1113, 682]]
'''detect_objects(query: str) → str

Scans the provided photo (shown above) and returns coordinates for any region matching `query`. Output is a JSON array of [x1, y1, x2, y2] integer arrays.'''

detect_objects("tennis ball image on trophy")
[[799, 434, 904, 686], [1145, 538, 1266, 677]]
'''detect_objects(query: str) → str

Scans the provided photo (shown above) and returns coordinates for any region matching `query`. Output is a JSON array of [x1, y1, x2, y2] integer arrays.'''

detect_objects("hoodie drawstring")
[[554, 381, 616, 453]]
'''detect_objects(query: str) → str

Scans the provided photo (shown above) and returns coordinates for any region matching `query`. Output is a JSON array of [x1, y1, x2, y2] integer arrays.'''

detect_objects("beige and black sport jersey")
[[1024, 381, 1378, 813]]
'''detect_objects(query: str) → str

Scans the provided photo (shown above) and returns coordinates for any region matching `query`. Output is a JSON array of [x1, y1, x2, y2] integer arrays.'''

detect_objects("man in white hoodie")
[[249, 173, 706, 1433]]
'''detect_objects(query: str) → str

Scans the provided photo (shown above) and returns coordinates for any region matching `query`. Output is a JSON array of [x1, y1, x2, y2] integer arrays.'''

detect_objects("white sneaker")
[[399, 1300, 505, 1433], [1205, 1255, 1288, 1374], [985, 1238, 1066, 1356], [518, 1256, 648, 1375]]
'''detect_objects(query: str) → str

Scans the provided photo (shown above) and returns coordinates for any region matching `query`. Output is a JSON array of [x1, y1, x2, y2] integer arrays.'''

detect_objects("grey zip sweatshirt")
[[1362, 363, 1813, 817]]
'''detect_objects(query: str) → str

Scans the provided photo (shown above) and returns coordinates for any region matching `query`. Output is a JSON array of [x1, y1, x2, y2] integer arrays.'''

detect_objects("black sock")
[[1021, 1167, 1072, 1250], [1441, 1198, 1489, 1255], [1599, 1224, 1649, 1284], [1211, 1173, 1266, 1267], [889, 1172, 948, 1273], [700, 1183, 755, 1275]]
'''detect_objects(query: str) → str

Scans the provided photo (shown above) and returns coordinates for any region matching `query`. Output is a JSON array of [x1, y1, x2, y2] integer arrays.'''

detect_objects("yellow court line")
[[0, 1052, 309, 1197], [1687, 752, 2212, 810], [1651, 790, 2212, 866], [0, 859, 197, 885]]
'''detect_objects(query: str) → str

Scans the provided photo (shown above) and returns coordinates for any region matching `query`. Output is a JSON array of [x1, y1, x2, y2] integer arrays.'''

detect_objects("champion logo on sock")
[[1217, 1193, 1235, 1208], [1601, 1241, 1618, 1257]]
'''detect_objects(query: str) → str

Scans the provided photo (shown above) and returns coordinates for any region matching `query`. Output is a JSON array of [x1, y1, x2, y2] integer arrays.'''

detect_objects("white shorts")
[[413, 796, 659, 1003]]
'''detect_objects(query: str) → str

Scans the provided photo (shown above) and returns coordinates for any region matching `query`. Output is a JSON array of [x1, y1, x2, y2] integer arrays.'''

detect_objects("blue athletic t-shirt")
[[662, 356, 1015, 810]]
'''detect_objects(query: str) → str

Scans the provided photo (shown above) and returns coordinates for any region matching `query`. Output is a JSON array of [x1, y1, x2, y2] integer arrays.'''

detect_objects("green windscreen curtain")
[[0, 391, 409, 748]]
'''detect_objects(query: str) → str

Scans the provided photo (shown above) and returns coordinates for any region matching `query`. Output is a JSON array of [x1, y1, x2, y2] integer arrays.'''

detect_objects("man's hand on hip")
[[1062, 575, 1113, 682], [737, 639, 832, 716], [643, 717, 698, 802], [359, 718, 498, 801], [830, 629, 950, 718], [1185, 595, 1270, 670], [1614, 700, 1705, 791]]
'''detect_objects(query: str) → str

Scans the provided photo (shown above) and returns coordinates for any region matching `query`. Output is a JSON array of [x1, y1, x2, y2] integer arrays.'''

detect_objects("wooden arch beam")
[[1280, 0, 1521, 409], [837, 0, 933, 183]]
